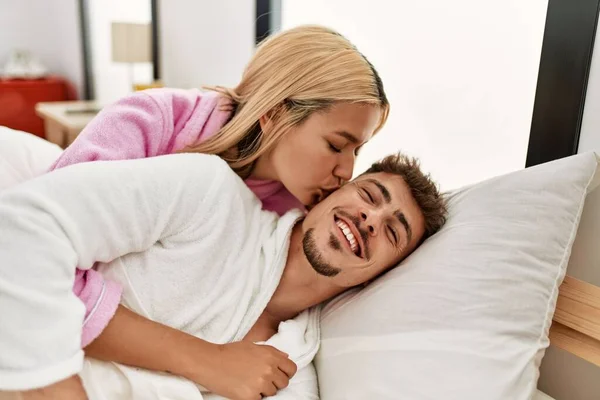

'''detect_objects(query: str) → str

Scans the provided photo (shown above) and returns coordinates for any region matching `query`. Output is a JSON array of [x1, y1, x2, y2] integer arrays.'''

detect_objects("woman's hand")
[[195, 341, 298, 400]]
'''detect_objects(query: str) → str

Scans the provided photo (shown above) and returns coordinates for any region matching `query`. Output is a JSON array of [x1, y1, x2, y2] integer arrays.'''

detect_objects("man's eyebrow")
[[395, 211, 412, 244], [334, 131, 360, 144], [366, 178, 391, 203]]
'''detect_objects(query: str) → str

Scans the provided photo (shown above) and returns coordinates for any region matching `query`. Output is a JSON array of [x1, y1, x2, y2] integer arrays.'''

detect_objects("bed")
[[532, 275, 600, 399], [1, 126, 599, 399], [549, 276, 600, 370]]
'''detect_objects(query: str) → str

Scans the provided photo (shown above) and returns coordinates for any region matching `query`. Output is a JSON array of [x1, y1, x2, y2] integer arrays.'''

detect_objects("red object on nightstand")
[[0, 76, 76, 138]]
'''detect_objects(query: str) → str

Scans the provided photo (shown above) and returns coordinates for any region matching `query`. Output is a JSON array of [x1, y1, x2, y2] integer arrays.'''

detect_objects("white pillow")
[[0, 126, 62, 191], [316, 153, 599, 400]]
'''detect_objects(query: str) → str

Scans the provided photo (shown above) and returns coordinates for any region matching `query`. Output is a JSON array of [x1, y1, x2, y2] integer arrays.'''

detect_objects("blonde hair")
[[183, 25, 390, 178]]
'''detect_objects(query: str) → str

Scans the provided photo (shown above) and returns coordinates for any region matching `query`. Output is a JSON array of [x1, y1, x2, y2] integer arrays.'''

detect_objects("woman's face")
[[258, 103, 382, 207]]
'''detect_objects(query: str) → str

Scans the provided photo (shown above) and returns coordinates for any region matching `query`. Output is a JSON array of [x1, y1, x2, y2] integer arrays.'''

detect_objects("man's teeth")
[[336, 219, 358, 255]]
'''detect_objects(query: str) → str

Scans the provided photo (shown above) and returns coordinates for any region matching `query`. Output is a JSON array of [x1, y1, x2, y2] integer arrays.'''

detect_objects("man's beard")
[[302, 228, 342, 277]]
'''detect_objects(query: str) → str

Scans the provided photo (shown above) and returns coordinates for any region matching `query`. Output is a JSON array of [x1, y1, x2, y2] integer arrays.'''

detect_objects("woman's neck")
[[248, 154, 279, 181]]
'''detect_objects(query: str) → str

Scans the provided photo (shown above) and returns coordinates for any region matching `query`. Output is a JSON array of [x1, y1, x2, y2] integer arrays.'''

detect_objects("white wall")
[[0, 0, 84, 98], [579, 33, 600, 157], [537, 13, 600, 400], [572, 59, 600, 285], [87, 0, 152, 104], [282, 0, 548, 191], [157, 0, 255, 90]]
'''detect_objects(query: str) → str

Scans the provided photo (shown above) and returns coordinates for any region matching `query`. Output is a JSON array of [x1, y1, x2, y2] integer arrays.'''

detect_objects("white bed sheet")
[[0, 127, 563, 400]]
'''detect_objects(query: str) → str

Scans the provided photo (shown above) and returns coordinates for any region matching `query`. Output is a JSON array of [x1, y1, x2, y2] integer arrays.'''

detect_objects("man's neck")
[[264, 222, 346, 322]]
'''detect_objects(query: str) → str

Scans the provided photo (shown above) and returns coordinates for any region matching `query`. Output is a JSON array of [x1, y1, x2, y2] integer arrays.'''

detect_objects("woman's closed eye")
[[328, 142, 342, 153]]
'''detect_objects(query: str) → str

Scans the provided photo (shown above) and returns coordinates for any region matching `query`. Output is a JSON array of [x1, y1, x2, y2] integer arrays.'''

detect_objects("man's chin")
[[303, 228, 342, 277], [310, 260, 341, 277]]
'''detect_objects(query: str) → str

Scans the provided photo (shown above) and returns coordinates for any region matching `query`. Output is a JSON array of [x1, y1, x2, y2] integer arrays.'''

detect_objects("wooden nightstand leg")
[[66, 128, 83, 147], [44, 119, 68, 148]]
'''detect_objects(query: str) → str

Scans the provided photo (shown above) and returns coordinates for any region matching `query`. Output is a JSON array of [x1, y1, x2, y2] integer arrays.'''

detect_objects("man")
[[0, 152, 446, 399]]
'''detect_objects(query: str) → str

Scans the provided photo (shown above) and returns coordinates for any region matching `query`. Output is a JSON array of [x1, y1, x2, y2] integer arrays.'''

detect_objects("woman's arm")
[[49, 89, 228, 348], [51, 90, 169, 169], [85, 306, 216, 382], [51, 90, 176, 349], [50, 88, 222, 170], [87, 306, 297, 400]]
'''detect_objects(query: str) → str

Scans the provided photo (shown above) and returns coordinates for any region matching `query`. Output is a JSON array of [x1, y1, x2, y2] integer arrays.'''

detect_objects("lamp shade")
[[111, 22, 152, 63]]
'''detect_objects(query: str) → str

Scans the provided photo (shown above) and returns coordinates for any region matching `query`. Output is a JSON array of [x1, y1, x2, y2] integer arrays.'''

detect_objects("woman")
[[50, 25, 388, 398]]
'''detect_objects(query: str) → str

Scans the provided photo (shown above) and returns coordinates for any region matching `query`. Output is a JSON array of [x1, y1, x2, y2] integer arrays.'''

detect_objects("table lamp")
[[111, 22, 152, 91]]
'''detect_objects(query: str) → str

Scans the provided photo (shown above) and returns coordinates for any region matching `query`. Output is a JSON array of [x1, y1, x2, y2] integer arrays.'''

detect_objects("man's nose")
[[360, 210, 380, 237]]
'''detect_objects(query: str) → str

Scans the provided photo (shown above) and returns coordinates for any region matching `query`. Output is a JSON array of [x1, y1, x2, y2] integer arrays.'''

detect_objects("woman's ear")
[[258, 114, 272, 133], [259, 102, 288, 133]]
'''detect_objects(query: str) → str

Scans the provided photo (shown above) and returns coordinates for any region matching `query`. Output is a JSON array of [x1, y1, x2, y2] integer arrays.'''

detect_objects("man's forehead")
[[351, 172, 413, 206], [352, 172, 404, 187]]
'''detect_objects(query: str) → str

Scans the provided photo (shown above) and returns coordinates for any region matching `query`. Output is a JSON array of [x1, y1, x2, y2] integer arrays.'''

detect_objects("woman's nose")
[[334, 152, 355, 182]]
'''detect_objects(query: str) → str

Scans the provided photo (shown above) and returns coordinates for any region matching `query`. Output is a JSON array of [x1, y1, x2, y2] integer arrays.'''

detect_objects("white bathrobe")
[[0, 153, 320, 399]]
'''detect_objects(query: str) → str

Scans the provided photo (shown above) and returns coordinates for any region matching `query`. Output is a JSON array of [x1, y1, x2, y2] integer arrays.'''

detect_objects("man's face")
[[301, 172, 426, 287]]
